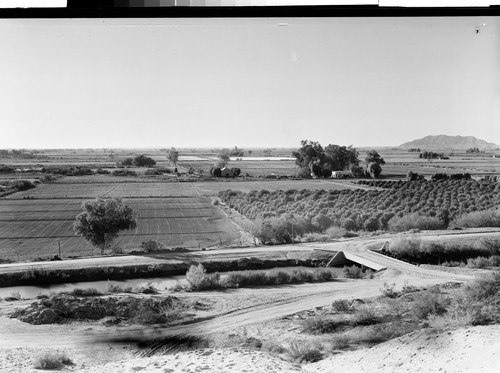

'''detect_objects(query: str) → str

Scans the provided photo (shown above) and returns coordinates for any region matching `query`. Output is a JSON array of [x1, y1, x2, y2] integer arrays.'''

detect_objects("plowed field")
[[0, 197, 240, 261]]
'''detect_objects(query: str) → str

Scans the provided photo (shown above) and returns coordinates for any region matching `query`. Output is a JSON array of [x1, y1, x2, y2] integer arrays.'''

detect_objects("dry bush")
[[302, 315, 349, 334], [33, 351, 74, 370], [331, 299, 356, 313], [387, 213, 445, 232], [411, 291, 448, 319], [357, 321, 411, 344], [325, 226, 347, 239], [287, 340, 324, 363], [380, 282, 399, 298], [342, 265, 364, 279], [328, 335, 350, 350], [185, 264, 221, 291], [352, 307, 381, 326]]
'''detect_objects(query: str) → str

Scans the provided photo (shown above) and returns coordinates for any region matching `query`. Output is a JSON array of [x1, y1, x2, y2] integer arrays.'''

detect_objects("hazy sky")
[[1, 16, 499, 149]]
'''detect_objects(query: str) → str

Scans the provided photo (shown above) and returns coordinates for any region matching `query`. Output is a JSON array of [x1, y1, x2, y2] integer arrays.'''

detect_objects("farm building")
[[220, 167, 234, 178], [331, 171, 352, 179]]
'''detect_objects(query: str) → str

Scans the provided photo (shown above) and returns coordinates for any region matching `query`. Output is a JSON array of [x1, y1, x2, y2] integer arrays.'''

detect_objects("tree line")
[[292, 140, 386, 178]]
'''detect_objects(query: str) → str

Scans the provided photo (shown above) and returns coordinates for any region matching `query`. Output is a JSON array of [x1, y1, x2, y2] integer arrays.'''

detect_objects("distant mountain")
[[399, 135, 498, 150]]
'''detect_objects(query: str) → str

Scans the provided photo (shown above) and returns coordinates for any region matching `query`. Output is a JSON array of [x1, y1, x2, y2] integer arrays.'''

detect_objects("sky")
[[0, 16, 499, 149]]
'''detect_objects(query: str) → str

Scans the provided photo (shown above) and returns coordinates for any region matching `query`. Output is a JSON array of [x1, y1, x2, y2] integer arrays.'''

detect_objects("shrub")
[[302, 232, 329, 242], [106, 282, 133, 293], [342, 265, 364, 279], [5, 291, 22, 301], [380, 282, 399, 298], [33, 351, 74, 370], [140, 240, 165, 252], [136, 282, 159, 294], [287, 341, 323, 363], [358, 322, 410, 344], [328, 335, 350, 350], [325, 226, 347, 239], [331, 299, 355, 313], [185, 264, 221, 291], [466, 256, 490, 269], [388, 213, 445, 232], [303, 315, 348, 334], [411, 291, 448, 319], [315, 268, 336, 281], [352, 307, 380, 326], [452, 210, 500, 228]]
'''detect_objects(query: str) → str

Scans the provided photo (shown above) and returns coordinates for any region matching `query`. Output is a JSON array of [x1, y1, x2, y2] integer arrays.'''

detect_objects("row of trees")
[[219, 178, 500, 233], [121, 155, 156, 167], [292, 140, 386, 178], [419, 151, 448, 160]]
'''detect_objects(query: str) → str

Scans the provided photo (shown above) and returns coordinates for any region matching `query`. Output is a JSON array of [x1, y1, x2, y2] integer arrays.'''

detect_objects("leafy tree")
[[247, 150, 253, 157], [324, 144, 359, 171], [168, 147, 179, 166], [350, 165, 365, 178], [73, 197, 137, 255], [292, 140, 324, 177], [211, 167, 222, 177], [133, 155, 156, 167], [293, 140, 360, 178], [230, 146, 245, 157], [365, 150, 385, 178], [121, 157, 133, 166], [365, 150, 385, 166]]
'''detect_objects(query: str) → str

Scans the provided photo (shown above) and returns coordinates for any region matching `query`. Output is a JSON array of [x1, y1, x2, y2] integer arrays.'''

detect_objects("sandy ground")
[[1, 230, 499, 372], [3, 325, 496, 373]]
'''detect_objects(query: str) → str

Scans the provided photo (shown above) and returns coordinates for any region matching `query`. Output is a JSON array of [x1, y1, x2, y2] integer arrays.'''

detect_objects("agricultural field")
[[380, 149, 500, 177], [7, 177, 366, 200], [219, 178, 500, 232], [0, 197, 240, 261]]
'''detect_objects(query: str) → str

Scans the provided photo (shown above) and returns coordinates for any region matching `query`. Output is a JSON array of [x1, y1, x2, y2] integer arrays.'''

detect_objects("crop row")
[[218, 179, 500, 231], [0, 197, 239, 261]]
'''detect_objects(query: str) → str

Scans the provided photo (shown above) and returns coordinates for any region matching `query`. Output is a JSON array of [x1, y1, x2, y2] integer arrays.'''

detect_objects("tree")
[[168, 147, 179, 166], [133, 155, 156, 167], [292, 140, 324, 177], [324, 144, 359, 171], [218, 149, 230, 166], [293, 140, 360, 178], [229, 146, 245, 157], [262, 148, 273, 157], [365, 150, 385, 178], [73, 197, 137, 255], [121, 157, 133, 166], [367, 162, 382, 178], [247, 150, 253, 157]]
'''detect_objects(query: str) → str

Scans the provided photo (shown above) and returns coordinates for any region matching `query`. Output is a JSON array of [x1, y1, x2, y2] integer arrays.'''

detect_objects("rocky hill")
[[399, 135, 498, 150]]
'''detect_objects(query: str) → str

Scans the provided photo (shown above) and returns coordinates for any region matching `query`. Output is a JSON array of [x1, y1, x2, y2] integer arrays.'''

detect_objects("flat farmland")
[[178, 158, 298, 176], [7, 182, 118, 199], [0, 197, 240, 261]]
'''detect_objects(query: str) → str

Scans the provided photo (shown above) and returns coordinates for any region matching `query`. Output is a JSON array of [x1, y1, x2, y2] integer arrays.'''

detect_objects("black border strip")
[[0, 6, 499, 19]]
